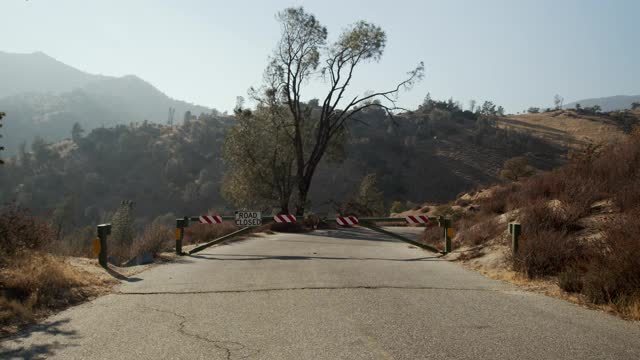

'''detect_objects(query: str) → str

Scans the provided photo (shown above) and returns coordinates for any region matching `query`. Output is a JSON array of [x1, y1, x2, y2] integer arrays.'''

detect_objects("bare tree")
[[554, 94, 564, 110], [268, 7, 424, 214]]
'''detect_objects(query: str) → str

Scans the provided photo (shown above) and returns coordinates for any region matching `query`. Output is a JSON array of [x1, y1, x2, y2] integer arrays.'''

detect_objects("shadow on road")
[[0, 318, 79, 359], [190, 253, 442, 262], [103, 267, 143, 282], [299, 227, 419, 244]]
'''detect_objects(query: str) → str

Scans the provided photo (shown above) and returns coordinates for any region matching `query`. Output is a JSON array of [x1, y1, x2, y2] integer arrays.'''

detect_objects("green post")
[[509, 222, 521, 255], [97, 223, 111, 267], [438, 216, 453, 254], [444, 218, 452, 254], [176, 217, 188, 256]]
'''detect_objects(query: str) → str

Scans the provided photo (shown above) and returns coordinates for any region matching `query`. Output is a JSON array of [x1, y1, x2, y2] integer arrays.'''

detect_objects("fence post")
[[97, 224, 112, 267], [438, 216, 453, 254], [175, 217, 188, 255], [509, 222, 521, 255], [444, 218, 452, 254]]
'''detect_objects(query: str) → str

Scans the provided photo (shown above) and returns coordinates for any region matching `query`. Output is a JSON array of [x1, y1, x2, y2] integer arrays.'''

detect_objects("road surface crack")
[[140, 305, 258, 359], [118, 285, 503, 296]]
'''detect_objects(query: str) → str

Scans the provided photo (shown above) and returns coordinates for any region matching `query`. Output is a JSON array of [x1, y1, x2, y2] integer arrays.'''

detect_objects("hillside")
[[0, 51, 102, 98], [418, 129, 640, 320], [0, 98, 568, 236], [496, 110, 636, 148], [0, 51, 211, 154], [564, 95, 640, 112]]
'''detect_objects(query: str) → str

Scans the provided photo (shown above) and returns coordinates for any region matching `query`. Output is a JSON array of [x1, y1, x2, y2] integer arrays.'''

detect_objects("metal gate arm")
[[359, 221, 441, 254]]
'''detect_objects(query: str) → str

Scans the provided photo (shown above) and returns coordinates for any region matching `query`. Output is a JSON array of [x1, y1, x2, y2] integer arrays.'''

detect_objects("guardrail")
[[92, 214, 456, 265], [175, 215, 455, 256]]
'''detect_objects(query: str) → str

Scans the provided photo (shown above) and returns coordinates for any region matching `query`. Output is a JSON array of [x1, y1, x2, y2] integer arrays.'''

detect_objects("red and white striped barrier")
[[199, 215, 223, 224], [405, 215, 430, 224], [336, 216, 359, 226], [274, 214, 297, 223]]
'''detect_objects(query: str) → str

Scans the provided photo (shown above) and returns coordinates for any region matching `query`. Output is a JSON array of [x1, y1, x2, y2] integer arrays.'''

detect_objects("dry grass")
[[455, 216, 503, 247], [419, 225, 444, 251], [452, 127, 640, 320], [1, 253, 104, 334], [184, 222, 238, 245], [130, 223, 173, 257], [498, 110, 628, 148], [0, 205, 108, 334], [467, 263, 640, 321], [0, 205, 53, 263]]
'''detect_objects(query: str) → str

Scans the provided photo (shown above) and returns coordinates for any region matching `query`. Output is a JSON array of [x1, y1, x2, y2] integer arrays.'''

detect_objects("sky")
[[1, 0, 639, 114]]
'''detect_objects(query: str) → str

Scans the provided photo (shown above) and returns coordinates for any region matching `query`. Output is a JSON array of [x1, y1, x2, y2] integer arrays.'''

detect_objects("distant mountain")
[[0, 51, 211, 154], [564, 95, 640, 112], [0, 51, 104, 98]]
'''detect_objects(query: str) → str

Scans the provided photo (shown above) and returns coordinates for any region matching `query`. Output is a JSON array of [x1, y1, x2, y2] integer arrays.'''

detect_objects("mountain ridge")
[[0, 51, 212, 154], [564, 94, 640, 112]]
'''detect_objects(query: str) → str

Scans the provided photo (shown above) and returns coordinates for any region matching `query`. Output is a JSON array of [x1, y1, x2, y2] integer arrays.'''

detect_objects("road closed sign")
[[235, 211, 262, 227]]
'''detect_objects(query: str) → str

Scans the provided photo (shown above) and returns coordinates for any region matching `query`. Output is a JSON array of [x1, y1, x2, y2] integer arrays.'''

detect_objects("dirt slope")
[[497, 110, 632, 148]]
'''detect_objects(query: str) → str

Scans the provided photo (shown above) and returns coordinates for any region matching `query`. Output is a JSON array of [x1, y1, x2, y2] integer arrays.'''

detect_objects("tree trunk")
[[295, 180, 309, 216], [280, 200, 290, 215]]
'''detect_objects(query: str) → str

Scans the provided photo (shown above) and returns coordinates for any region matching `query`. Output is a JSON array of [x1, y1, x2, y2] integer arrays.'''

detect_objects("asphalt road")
[[2, 228, 640, 359]]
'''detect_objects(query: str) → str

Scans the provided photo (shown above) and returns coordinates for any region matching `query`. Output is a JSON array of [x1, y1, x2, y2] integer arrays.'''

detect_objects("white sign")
[[235, 211, 262, 227]]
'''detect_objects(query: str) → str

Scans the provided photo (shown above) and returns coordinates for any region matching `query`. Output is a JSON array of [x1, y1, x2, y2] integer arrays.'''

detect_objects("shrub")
[[389, 201, 405, 214], [131, 223, 173, 257], [581, 215, 640, 304], [420, 225, 443, 251], [510, 229, 586, 278], [184, 222, 238, 245], [55, 226, 95, 257], [456, 217, 503, 246], [558, 267, 583, 293], [478, 184, 518, 215], [499, 157, 535, 181], [520, 200, 585, 233], [1, 253, 99, 328], [0, 205, 53, 265], [110, 200, 135, 248]]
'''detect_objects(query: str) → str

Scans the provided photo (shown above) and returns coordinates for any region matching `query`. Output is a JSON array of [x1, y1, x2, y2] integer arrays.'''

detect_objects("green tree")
[[334, 174, 385, 216], [631, 102, 639, 110], [469, 99, 477, 113], [71, 122, 84, 143], [499, 157, 535, 181], [390, 200, 406, 214], [222, 98, 296, 213], [527, 107, 540, 114], [111, 200, 135, 248], [357, 174, 384, 214], [266, 7, 423, 215], [51, 196, 77, 240]]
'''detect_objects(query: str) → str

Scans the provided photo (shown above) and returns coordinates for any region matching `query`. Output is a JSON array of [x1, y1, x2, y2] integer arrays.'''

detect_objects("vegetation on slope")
[[446, 129, 640, 319], [0, 205, 114, 335]]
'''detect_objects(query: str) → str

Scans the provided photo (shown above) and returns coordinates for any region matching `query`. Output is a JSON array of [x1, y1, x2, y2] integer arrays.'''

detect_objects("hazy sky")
[[2, 0, 639, 113]]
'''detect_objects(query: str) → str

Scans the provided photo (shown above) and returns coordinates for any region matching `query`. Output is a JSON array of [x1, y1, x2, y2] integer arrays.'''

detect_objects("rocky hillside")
[[412, 130, 640, 320]]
